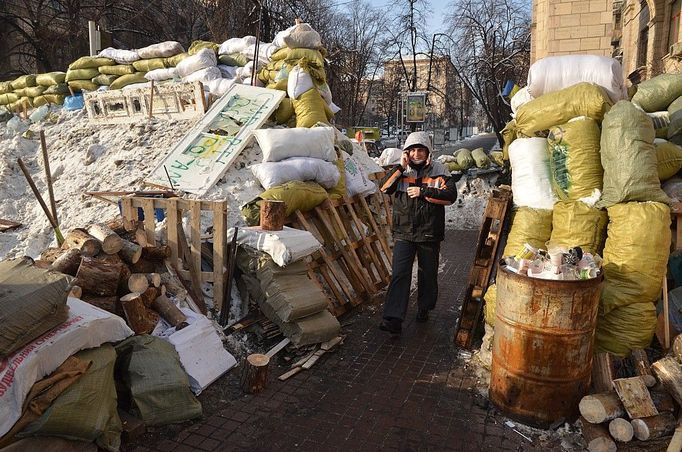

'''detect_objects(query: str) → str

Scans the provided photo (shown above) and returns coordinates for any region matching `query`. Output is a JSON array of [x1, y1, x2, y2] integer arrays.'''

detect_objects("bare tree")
[[442, 0, 530, 144]]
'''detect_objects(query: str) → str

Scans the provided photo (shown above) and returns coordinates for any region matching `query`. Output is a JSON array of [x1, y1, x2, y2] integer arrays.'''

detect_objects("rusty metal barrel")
[[490, 267, 603, 427]]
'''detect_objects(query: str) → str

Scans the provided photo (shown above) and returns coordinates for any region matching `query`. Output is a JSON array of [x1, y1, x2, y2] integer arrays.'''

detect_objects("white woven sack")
[[287, 65, 314, 100], [176, 48, 217, 78], [236, 62, 254, 80], [137, 41, 184, 59], [508, 137, 557, 209], [98, 47, 140, 64], [219, 38, 245, 55], [250, 157, 340, 189], [206, 78, 235, 96], [380, 147, 403, 166], [253, 127, 336, 163], [511, 86, 533, 114], [182, 66, 221, 84], [273, 24, 297, 48], [527, 55, 627, 103], [318, 82, 332, 105], [283, 23, 322, 49], [145, 67, 178, 81], [241, 43, 274, 65], [342, 151, 376, 196], [217, 65, 238, 79]]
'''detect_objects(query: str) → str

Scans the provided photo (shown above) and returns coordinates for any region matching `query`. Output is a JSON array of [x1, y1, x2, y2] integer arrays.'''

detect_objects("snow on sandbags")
[[508, 137, 557, 210], [137, 41, 184, 59], [253, 127, 336, 162], [145, 67, 178, 81], [527, 55, 627, 103], [98, 47, 140, 64], [175, 48, 217, 78], [182, 66, 221, 84], [251, 157, 340, 189]]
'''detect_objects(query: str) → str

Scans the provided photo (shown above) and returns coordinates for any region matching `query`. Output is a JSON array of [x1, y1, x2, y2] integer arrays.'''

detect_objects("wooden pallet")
[[292, 194, 393, 316], [84, 81, 206, 124], [120, 196, 228, 313], [454, 187, 512, 349]]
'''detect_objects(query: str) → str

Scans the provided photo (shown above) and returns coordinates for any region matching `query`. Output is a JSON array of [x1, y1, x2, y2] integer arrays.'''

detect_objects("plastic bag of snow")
[[98, 47, 140, 64], [0, 298, 133, 437], [153, 308, 236, 395], [182, 66, 221, 84], [508, 137, 557, 210], [527, 55, 627, 103], [251, 157, 340, 190], [232, 226, 322, 267], [176, 48, 217, 78], [137, 41, 184, 59]]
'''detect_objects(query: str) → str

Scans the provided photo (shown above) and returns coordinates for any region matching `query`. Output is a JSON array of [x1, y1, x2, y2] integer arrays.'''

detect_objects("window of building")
[[637, 1, 650, 67], [670, 0, 682, 47]]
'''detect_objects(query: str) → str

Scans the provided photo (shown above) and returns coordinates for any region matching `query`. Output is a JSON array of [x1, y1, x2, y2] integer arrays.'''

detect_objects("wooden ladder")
[[454, 187, 512, 349]]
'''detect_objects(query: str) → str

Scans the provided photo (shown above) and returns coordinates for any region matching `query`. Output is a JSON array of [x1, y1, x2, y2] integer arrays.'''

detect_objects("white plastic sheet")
[[232, 226, 322, 267], [508, 137, 557, 209]]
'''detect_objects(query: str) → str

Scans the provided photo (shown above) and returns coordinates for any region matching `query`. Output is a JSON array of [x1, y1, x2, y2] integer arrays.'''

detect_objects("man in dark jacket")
[[379, 131, 458, 334]]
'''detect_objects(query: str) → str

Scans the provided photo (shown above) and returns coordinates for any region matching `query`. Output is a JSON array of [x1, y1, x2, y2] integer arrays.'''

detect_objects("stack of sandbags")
[[0, 80, 19, 112], [66, 55, 115, 92], [175, 47, 220, 88], [632, 73, 682, 150], [595, 101, 671, 356], [7, 74, 40, 111], [34, 72, 67, 106]]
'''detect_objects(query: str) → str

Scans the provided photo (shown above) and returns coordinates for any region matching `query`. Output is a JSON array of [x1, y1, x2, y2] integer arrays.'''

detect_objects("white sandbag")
[[175, 48, 217, 78], [273, 24, 297, 48], [318, 82, 332, 105], [232, 226, 322, 267], [283, 23, 322, 49], [153, 308, 236, 395], [508, 137, 557, 209], [527, 55, 627, 103], [236, 62, 254, 80], [253, 127, 336, 162], [182, 66, 221, 84], [219, 38, 245, 55], [287, 65, 315, 100], [511, 86, 533, 114], [329, 101, 341, 114], [349, 142, 383, 175], [343, 151, 377, 196], [380, 148, 403, 166], [137, 41, 184, 59], [122, 82, 151, 90], [0, 298, 133, 437], [251, 157, 340, 190], [98, 47, 140, 64], [217, 65, 238, 79], [145, 67, 178, 81], [241, 43, 274, 65], [206, 78, 235, 97]]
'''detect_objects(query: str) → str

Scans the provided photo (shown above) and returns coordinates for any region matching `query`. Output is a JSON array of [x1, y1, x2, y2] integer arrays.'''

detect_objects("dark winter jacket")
[[380, 161, 457, 242]]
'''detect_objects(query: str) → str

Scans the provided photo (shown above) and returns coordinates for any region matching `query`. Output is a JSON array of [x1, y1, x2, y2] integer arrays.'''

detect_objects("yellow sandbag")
[[327, 158, 347, 199], [32, 95, 48, 107], [69, 56, 114, 70], [99, 65, 135, 76], [66, 68, 99, 82], [11, 75, 37, 90], [292, 88, 328, 128], [36, 72, 66, 86], [43, 94, 65, 105], [17, 96, 33, 108], [188, 40, 219, 55], [24, 85, 46, 97], [241, 181, 329, 225], [595, 302, 657, 357], [632, 73, 682, 113], [501, 120, 516, 160], [515, 83, 612, 136], [0, 93, 18, 105], [454, 148, 474, 169], [44, 84, 69, 95], [273, 97, 294, 124], [547, 117, 602, 201], [267, 79, 288, 92], [132, 58, 167, 72], [13, 88, 25, 97], [92, 74, 119, 86], [601, 202, 670, 315], [68, 80, 99, 92], [0, 81, 12, 94], [503, 207, 553, 257], [108, 73, 148, 90], [489, 151, 504, 167], [656, 140, 682, 181], [270, 47, 325, 67], [471, 147, 490, 168], [483, 284, 497, 326], [218, 53, 248, 67], [547, 201, 608, 255], [165, 52, 190, 67], [447, 162, 462, 172]]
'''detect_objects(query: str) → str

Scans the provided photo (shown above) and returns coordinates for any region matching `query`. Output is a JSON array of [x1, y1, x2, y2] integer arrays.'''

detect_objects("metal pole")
[[88, 21, 97, 56]]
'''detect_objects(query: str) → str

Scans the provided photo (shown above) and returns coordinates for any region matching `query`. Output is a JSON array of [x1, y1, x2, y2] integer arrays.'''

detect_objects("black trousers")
[[382, 240, 440, 322]]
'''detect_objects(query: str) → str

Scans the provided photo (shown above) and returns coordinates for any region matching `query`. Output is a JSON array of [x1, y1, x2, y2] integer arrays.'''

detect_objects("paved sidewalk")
[[125, 229, 561, 452]]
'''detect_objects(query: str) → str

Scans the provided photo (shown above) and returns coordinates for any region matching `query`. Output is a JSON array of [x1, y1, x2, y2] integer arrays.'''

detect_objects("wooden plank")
[[129, 197, 223, 212], [265, 338, 291, 358], [189, 199, 202, 290], [358, 195, 392, 262], [344, 197, 386, 285], [213, 201, 226, 313], [121, 197, 135, 231], [613, 377, 659, 419], [176, 215, 207, 314], [141, 197, 157, 246], [166, 198, 179, 268], [0, 219, 22, 232]]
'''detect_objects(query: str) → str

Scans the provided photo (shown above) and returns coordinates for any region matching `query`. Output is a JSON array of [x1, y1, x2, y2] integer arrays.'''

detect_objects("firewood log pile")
[[38, 216, 188, 334]]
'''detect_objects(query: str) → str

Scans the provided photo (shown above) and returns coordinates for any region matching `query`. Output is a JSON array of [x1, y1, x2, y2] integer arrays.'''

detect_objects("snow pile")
[[445, 174, 498, 230]]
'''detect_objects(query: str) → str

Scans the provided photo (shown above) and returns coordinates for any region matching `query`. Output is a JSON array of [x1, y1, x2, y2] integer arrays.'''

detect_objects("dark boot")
[[416, 309, 429, 323], [379, 317, 402, 334]]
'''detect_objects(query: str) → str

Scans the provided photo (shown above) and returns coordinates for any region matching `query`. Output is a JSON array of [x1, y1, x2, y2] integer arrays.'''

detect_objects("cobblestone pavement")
[[126, 229, 563, 452]]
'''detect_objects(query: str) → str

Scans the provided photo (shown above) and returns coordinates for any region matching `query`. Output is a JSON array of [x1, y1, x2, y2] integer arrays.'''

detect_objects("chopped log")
[[652, 357, 682, 405], [580, 417, 617, 452], [592, 352, 615, 393], [613, 377, 658, 419], [134, 228, 148, 247], [631, 349, 654, 378], [139, 286, 161, 308], [68, 285, 82, 298], [81, 295, 119, 314], [128, 273, 160, 293], [151, 294, 188, 329], [40, 247, 64, 263], [240, 353, 269, 394], [631, 413, 677, 441], [87, 223, 123, 254], [120, 292, 157, 334], [63, 228, 100, 257], [580, 393, 625, 424], [668, 424, 682, 452], [119, 239, 142, 265], [609, 418, 634, 442], [260, 200, 286, 231], [74, 256, 122, 297], [32, 260, 51, 269], [118, 263, 132, 296], [106, 217, 136, 234], [141, 245, 171, 261], [51, 248, 81, 276], [673, 335, 682, 363], [129, 258, 157, 273]]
